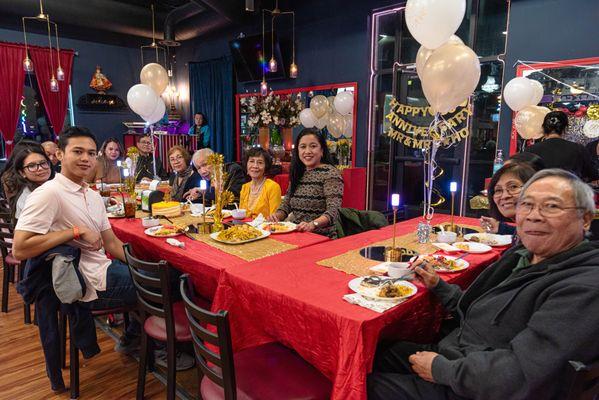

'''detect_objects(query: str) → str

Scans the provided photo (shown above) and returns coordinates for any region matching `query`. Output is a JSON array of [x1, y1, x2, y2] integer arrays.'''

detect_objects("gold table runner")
[[317, 224, 482, 276]]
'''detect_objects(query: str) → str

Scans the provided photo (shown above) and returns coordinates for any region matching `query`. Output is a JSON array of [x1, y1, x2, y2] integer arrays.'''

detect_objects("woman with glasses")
[[10, 147, 54, 220], [87, 137, 124, 184], [480, 163, 536, 235], [167, 145, 201, 202]]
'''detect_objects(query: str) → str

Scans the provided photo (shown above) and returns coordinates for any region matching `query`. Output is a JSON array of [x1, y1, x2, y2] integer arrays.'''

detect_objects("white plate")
[[209, 228, 270, 245], [144, 225, 183, 238], [190, 209, 233, 218], [431, 242, 460, 253], [348, 277, 417, 302], [259, 221, 297, 234], [464, 233, 512, 247], [452, 241, 492, 254], [410, 255, 469, 273], [107, 212, 125, 219]]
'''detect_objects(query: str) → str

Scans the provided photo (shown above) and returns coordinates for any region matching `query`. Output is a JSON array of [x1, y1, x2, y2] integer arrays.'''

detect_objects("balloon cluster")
[[503, 76, 548, 140], [298, 92, 354, 138], [126, 63, 169, 125], [406, 0, 479, 221]]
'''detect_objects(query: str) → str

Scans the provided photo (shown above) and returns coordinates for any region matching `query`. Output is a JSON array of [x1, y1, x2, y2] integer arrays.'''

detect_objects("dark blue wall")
[[498, 0, 599, 154], [0, 27, 140, 147]]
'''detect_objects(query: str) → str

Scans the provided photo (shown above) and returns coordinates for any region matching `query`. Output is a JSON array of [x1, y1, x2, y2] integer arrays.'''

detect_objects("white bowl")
[[387, 262, 415, 279], [231, 209, 247, 220], [437, 231, 457, 243], [190, 204, 205, 215]]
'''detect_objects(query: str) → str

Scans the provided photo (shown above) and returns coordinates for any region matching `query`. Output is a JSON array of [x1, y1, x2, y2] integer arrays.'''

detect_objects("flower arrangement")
[[337, 139, 351, 167], [242, 93, 304, 128], [326, 140, 337, 154], [207, 153, 234, 231]]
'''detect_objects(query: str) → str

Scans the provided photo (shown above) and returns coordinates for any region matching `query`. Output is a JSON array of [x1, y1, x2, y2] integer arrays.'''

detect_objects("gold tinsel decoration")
[[587, 104, 599, 121]]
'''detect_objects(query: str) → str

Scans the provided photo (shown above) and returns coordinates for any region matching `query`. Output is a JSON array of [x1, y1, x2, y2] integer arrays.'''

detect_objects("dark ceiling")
[[0, 0, 255, 47]]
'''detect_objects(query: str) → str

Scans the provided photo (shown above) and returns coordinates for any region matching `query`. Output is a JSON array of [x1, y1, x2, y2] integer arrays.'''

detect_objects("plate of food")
[[410, 255, 469, 273], [463, 233, 512, 247], [107, 212, 125, 219], [452, 241, 493, 254], [204, 208, 233, 219], [144, 225, 183, 238], [260, 221, 297, 234], [210, 224, 270, 244], [348, 276, 417, 302]]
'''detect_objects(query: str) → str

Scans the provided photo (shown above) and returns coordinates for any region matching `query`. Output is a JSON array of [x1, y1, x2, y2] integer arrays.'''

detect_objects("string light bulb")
[[49, 76, 59, 92], [56, 66, 65, 81], [23, 56, 34, 72], [260, 79, 268, 96], [268, 57, 278, 72], [289, 62, 298, 78]]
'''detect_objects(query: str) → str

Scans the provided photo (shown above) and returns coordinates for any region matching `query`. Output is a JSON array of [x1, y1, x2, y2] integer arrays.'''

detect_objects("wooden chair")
[[179, 274, 332, 400], [123, 243, 192, 400], [565, 360, 599, 400], [0, 216, 31, 324]]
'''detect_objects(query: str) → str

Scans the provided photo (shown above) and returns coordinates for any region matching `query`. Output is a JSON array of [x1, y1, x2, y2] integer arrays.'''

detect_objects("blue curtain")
[[189, 56, 234, 161]]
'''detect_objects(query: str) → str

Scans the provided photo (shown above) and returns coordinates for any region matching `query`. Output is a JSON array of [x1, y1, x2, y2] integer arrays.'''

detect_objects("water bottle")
[[493, 150, 504, 174]]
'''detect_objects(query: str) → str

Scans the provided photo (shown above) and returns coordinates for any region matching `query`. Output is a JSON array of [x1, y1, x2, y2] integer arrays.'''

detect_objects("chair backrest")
[[179, 274, 237, 400], [0, 219, 15, 259], [565, 360, 599, 400], [123, 243, 175, 337]]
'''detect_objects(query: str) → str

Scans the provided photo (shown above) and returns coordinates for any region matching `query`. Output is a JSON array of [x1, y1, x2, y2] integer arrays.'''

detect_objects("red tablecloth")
[[110, 218, 330, 299], [273, 167, 367, 210], [210, 215, 503, 400]]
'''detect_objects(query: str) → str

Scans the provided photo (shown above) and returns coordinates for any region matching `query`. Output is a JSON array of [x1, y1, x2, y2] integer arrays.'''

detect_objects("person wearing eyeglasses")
[[135, 134, 167, 182], [370, 169, 599, 400], [167, 145, 201, 202], [480, 163, 536, 236], [10, 147, 54, 220]]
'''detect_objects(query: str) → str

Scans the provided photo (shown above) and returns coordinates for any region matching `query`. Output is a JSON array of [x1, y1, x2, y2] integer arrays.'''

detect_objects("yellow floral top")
[[239, 178, 282, 218]]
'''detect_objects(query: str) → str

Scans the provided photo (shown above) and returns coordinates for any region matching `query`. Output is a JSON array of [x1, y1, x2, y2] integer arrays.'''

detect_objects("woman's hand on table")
[[409, 258, 440, 288], [409, 351, 438, 382], [184, 187, 200, 201], [297, 221, 316, 232], [266, 213, 280, 222], [480, 216, 499, 233]]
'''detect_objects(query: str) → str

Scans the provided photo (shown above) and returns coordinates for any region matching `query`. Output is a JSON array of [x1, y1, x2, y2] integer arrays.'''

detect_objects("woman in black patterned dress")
[[268, 128, 344, 238]]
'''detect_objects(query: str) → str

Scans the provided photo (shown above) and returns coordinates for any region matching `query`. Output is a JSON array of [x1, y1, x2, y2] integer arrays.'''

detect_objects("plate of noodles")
[[348, 276, 417, 302], [210, 225, 270, 244]]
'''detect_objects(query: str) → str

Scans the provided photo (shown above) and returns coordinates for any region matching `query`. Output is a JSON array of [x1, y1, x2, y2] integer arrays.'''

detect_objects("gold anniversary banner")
[[385, 97, 473, 149]]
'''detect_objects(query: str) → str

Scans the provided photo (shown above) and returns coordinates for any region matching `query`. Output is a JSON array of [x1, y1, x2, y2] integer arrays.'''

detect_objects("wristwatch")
[[312, 220, 320, 228]]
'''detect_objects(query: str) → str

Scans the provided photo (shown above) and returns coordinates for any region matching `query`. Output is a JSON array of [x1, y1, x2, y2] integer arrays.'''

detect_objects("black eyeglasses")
[[493, 184, 523, 197], [23, 161, 50, 172]]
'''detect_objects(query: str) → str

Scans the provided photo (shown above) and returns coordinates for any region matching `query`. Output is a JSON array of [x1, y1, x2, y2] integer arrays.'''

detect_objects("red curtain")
[[29, 47, 74, 138], [0, 43, 26, 156]]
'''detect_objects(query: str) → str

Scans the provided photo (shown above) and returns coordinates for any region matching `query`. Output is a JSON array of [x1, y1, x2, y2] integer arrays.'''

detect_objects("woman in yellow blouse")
[[239, 147, 281, 217]]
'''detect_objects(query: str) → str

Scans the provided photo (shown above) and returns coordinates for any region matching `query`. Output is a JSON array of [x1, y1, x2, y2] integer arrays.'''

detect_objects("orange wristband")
[[73, 226, 80, 240]]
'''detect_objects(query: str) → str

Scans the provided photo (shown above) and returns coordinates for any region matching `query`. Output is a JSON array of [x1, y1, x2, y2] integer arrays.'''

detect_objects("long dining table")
[[110, 213, 505, 399]]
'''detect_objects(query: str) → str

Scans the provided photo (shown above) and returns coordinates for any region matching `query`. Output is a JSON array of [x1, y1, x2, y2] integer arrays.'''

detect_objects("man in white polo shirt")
[[13, 126, 139, 352]]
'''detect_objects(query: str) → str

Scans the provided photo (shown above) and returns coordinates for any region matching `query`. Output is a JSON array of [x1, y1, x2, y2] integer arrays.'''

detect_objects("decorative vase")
[[282, 127, 293, 151], [258, 126, 270, 149]]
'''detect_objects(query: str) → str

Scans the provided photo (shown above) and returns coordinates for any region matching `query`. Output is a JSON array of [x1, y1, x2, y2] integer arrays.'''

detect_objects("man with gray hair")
[[369, 169, 599, 399], [184, 147, 246, 204]]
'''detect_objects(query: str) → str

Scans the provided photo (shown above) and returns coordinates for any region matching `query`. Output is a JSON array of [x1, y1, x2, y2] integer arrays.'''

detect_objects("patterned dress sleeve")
[[321, 167, 344, 224]]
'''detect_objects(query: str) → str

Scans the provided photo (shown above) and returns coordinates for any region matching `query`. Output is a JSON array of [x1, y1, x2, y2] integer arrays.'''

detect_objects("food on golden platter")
[[419, 255, 460, 271], [152, 201, 181, 217], [455, 243, 470, 252], [151, 225, 180, 236], [216, 225, 263, 243], [262, 222, 292, 233], [378, 283, 413, 298]]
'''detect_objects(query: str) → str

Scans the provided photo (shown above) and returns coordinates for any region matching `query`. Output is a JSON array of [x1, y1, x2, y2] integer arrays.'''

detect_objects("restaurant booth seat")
[[180, 275, 332, 400], [123, 243, 193, 400]]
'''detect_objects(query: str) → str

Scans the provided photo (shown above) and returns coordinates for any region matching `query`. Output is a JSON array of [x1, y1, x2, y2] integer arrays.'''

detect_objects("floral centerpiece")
[[337, 139, 351, 167], [207, 153, 234, 232]]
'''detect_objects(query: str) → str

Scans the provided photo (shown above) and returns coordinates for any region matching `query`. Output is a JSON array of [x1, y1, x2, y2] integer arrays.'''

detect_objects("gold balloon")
[[140, 63, 169, 95], [416, 35, 462, 81], [514, 105, 550, 140], [420, 42, 481, 114], [327, 112, 345, 138], [310, 95, 329, 119]]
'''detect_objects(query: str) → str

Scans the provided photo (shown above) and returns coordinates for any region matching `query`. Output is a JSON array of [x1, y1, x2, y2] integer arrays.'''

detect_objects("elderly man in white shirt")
[[13, 127, 139, 353]]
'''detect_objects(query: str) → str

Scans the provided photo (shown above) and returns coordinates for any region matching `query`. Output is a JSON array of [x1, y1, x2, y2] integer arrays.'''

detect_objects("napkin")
[[249, 213, 265, 227], [166, 238, 185, 248], [343, 293, 406, 313]]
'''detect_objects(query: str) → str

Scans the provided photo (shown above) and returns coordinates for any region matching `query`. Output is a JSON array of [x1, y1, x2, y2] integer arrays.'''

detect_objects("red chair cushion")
[[201, 342, 331, 400], [5, 253, 20, 266], [143, 301, 192, 342]]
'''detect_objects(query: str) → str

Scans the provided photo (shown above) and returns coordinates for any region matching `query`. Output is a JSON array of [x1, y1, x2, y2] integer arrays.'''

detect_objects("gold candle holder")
[[384, 246, 403, 262], [450, 191, 455, 232]]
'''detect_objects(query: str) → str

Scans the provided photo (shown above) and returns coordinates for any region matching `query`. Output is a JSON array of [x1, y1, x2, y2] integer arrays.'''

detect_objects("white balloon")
[[143, 98, 166, 125], [333, 91, 354, 116], [583, 120, 599, 138], [529, 79, 544, 106], [314, 114, 329, 130], [299, 108, 317, 128], [406, 0, 466, 49], [127, 84, 159, 117], [503, 77, 540, 112]]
